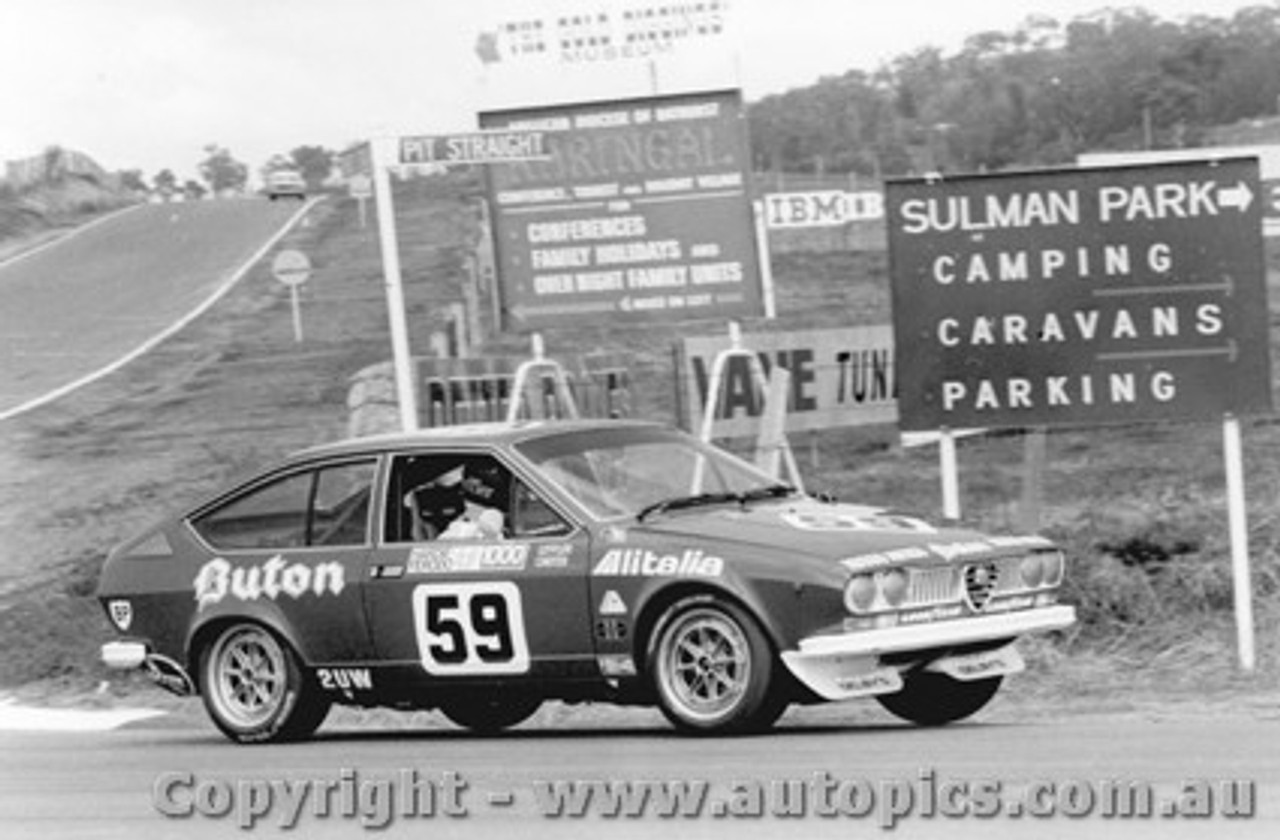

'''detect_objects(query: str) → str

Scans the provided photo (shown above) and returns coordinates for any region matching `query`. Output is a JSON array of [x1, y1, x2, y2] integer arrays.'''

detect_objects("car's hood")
[[632, 496, 1046, 566]]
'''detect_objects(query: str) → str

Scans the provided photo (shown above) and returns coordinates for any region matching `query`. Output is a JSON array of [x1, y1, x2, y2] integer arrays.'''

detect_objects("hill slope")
[[0, 177, 137, 261]]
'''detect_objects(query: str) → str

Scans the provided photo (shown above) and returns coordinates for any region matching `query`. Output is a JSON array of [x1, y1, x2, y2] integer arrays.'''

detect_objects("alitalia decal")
[[592, 548, 723, 577]]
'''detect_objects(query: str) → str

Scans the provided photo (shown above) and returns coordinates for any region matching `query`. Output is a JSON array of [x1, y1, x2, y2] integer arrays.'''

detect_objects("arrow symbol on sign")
[[1096, 339, 1239, 364], [1217, 181, 1253, 213], [1092, 276, 1234, 298]]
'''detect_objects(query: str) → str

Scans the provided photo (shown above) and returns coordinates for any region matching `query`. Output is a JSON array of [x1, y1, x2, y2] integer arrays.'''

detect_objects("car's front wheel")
[[439, 693, 541, 734], [649, 598, 786, 734], [199, 623, 330, 744], [876, 671, 1003, 726]]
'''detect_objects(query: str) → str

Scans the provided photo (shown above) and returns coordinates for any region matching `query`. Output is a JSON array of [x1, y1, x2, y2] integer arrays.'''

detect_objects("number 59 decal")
[[412, 582, 530, 676]]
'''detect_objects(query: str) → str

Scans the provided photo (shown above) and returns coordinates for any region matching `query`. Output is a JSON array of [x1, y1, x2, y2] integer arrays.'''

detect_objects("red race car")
[[98, 419, 1075, 743]]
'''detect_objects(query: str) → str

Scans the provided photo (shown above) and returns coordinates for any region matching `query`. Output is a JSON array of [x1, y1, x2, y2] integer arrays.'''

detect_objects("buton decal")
[[193, 555, 345, 611]]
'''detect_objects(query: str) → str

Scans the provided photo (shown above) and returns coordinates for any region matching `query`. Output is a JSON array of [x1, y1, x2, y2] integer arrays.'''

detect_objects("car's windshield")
[[516, 426, 788, 519]]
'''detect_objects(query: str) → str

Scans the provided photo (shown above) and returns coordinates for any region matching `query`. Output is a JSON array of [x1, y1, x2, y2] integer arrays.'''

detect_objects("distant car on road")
[[264, 170, 306, 201], [96, 420, 1075, 743]]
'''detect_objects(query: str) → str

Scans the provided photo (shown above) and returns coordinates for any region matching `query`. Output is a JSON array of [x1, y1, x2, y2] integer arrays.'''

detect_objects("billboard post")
[[1223, 414, 1255, 670], [370, 138, 420, 432], [753, 200, 776, 319]]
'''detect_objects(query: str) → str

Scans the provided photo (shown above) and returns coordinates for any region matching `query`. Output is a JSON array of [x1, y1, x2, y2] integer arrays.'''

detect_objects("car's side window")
[[193, 472, 313, 550], [386, 453, 566, 543], [310, 461, 377, 547], [193, 460, 376, 550], [509, 480, 571, 538]]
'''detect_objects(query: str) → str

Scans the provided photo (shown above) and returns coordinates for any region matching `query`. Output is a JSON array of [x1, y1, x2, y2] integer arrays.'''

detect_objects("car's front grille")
[[907, 566, 959, 606], [902, 553, 1054, 612], [963, 561, 999, 611]]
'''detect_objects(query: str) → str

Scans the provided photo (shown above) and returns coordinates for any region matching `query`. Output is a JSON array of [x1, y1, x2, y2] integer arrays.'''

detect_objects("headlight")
[[844, 574, 877, 613], [1042, 552, 1065, 587], [1019, 554, 1045, 588], [843, 568, 911, 613], [879, 569, 910, 606]]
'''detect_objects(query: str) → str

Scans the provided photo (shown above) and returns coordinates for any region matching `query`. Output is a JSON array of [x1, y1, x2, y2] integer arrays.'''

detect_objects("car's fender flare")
[[629, 578, 789, 673], [185, 605, 311, 687]]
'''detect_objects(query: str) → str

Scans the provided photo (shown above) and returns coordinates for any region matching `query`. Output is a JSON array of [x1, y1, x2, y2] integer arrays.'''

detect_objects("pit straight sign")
[[398, 130, 552, 167], [887, 158, 1272, 431]]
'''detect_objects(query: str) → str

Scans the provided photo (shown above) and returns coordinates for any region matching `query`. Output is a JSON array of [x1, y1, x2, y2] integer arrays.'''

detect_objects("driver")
[[437, 464, 506, 540], [403, 466, 466, 541]]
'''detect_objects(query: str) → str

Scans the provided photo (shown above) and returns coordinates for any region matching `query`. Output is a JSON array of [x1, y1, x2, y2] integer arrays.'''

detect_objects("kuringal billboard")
[[480, 89, 763, 330]]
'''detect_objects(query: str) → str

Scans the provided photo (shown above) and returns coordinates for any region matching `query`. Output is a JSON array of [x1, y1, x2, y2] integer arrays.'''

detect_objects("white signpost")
[[348, 174, 372, 228], [369, 138, 420, 432], [363, 130, 560, 432], [271, 249, 311, 343]]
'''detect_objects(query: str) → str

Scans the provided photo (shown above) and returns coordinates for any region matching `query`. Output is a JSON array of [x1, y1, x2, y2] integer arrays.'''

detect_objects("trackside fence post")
[[695, 322, 804, 493], [506, 333, 580, 423]]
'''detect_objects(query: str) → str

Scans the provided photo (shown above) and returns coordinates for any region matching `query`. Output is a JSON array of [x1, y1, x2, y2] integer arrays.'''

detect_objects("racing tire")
[[438, 693, 542, 734], [875, 671, 1003, 727], [649, 598, 786, 735], [199, 623, 330, 744]]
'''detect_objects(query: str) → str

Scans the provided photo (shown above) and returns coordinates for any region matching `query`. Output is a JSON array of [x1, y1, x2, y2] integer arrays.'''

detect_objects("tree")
[[741, 5, 1280, 176], [42, 145, 66, 182], [198, 144, 249, 194], [183, 179, 207, 200], [119, 169, 148, 192], [153, 169, 177, 194], [289, 145, 334, 190]]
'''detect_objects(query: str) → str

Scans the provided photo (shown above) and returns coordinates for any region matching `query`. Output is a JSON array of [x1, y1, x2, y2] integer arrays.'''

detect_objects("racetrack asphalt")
[[0, 197, 316, 420], [1, 700, 1276, 839]]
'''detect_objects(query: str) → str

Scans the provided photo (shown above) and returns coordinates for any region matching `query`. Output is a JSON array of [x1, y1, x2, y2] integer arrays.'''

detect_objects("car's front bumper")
[[781, 605, 1076, 701]]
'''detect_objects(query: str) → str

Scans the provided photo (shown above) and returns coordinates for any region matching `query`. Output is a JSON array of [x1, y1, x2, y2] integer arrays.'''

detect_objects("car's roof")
[[286, 418, 668, 464]]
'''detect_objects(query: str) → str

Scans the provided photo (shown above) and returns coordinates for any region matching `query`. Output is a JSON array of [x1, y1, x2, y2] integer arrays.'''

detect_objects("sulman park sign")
[[887, 158, 1273, 431]]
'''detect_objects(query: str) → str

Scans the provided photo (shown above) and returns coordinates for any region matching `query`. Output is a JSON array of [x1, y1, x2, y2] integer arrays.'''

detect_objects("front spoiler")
[[781, 605, 1076, 702]]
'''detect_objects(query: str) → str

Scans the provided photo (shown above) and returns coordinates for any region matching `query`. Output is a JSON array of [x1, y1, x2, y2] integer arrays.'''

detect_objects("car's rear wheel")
[[876, 671, 1003, 726], [199, 623, 330, 743], [438, 693, 541, 734], [649, 598, 786, 734]]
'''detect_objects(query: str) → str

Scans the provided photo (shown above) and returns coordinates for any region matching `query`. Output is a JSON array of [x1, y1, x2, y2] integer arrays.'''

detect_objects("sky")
[[1, 0, 1272, 182]]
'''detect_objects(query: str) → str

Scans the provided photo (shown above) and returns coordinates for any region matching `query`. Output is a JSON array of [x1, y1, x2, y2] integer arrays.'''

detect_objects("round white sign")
[[348, 174, 372, 199], [272, 249, 311, 287]]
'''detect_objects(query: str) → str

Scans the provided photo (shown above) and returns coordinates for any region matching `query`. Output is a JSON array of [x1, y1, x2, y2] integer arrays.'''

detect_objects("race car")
[[97, 419, 1075, 743]]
